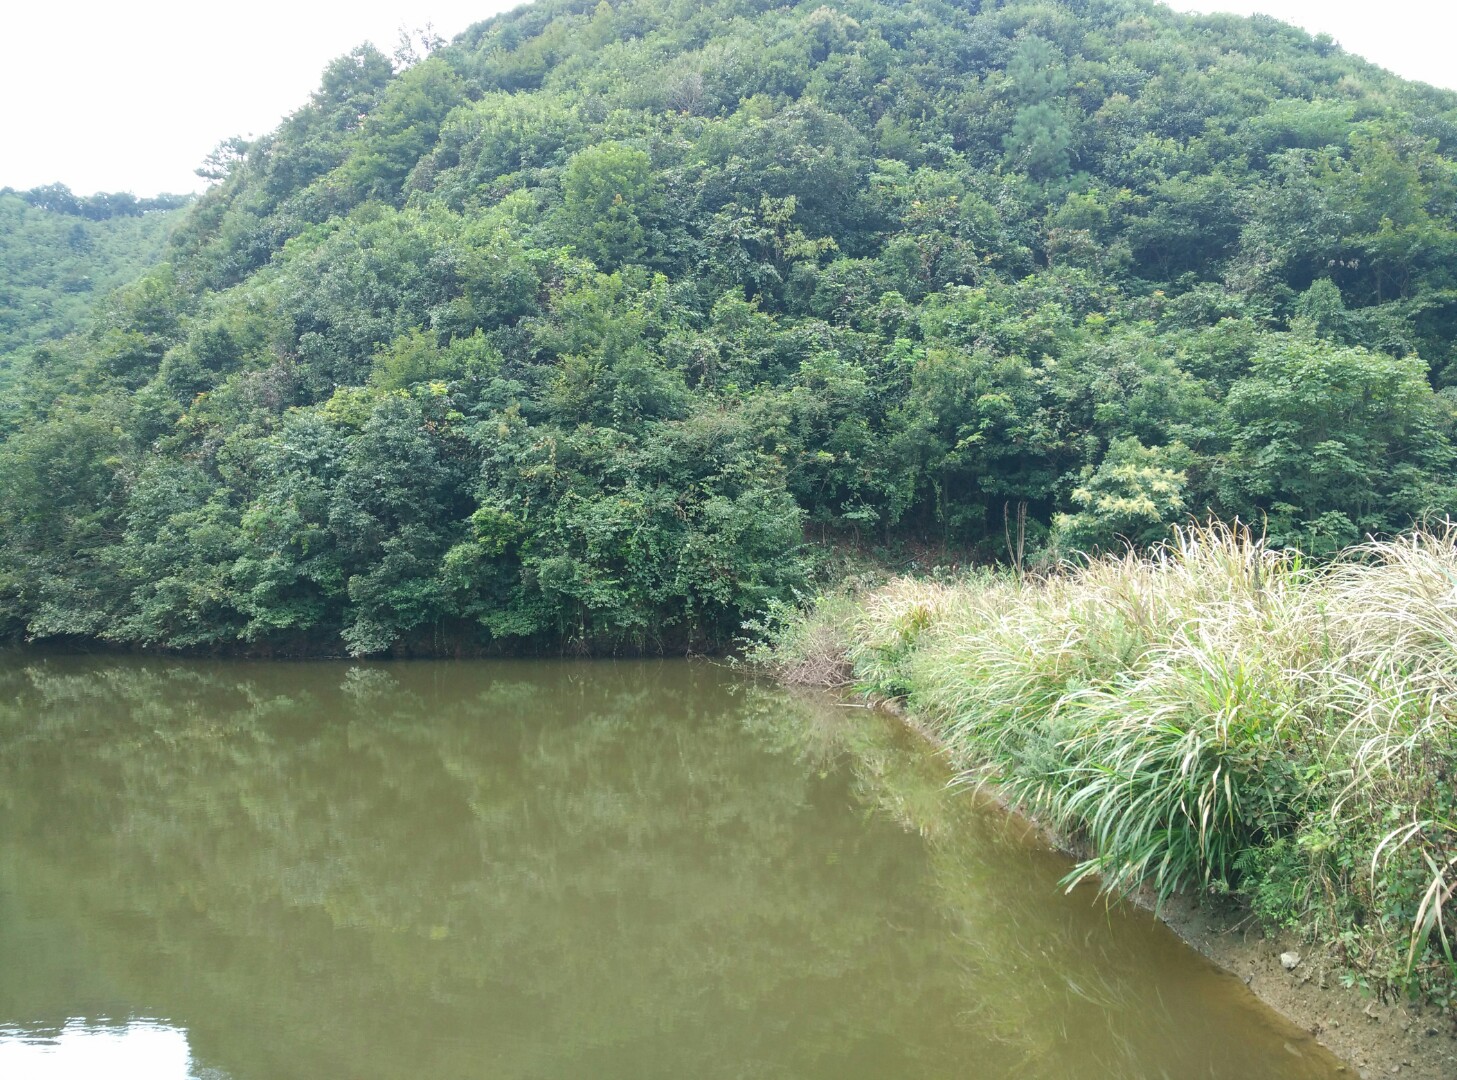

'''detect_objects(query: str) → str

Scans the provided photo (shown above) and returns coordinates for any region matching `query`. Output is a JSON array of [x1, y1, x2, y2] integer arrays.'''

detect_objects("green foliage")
[[0, 189, 185, 357], [335, 58, 468, 202], [1003, 37, 1076, 179], [752, 525, 1457, 1002], [1215, 338, 1457, 550], [6, 0, 1457, 656], [559, 141, 656, 267], [1054, 437, 1190, 552], [0, 399, 135, 637]]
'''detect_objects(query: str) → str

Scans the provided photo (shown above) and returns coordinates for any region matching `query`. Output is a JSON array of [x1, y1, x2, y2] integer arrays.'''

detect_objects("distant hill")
[[0, 185, 189, 356], [4, 0, 1457, 655]]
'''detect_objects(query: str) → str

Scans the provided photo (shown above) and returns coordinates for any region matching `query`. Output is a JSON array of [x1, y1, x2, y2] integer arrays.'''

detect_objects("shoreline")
[[750, 528, 1457, 1075], [862, 689, 1457, 1079]]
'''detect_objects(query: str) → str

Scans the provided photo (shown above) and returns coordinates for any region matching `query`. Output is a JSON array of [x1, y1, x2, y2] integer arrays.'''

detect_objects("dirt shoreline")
[[1153, 892, 1456, 1079], [868, 693, 1457, 1080]]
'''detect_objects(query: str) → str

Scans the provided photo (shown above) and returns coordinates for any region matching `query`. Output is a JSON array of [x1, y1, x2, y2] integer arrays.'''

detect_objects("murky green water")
[[0, 655, 1342, 1079]]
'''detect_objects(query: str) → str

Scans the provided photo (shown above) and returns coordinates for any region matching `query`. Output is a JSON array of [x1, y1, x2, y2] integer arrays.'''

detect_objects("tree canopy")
[[0, 186, 188, 357], [4, 0, 1457, 654]]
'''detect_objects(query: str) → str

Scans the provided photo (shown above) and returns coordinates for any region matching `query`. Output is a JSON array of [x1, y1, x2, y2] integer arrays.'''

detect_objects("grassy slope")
[[752, 524, 1457, 1006]]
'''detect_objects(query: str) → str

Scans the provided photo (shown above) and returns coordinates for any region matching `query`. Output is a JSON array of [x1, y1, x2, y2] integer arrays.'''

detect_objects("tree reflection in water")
[[0, 655, 1340, 1080]]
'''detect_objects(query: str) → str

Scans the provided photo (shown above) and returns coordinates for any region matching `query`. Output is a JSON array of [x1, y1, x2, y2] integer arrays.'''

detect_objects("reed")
[[753, 523, 1457, 1003]]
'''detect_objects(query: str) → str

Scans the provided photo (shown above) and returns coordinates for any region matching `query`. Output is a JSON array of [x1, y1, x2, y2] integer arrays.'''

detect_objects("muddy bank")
[[1156, 894, 1457, 1080]]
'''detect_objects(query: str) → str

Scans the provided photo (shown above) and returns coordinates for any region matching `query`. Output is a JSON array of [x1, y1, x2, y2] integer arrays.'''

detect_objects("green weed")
[[750, 522, 1457, 1004]]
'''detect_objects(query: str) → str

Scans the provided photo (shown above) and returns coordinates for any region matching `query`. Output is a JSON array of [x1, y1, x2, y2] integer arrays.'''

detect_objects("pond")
[[0, 655, 1343, 1079]]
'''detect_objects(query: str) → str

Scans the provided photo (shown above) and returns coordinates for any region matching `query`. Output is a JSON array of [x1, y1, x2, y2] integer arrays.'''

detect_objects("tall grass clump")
[[750, 523, 1457, 1005]]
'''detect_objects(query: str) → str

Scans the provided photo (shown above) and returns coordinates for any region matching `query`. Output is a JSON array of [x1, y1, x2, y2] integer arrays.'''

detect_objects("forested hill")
[[6, 0, 1457, 656], [0, 186, 188, 357]]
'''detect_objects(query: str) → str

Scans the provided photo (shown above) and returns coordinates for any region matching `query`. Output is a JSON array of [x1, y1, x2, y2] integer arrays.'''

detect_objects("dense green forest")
[[0, 186, 188, 357], [5, 0, 1457, 656]]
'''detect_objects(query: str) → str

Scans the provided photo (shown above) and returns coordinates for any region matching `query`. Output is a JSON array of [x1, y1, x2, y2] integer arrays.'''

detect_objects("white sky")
[[0, 1, 513, 196], [1171, 1, 1457, 91], [0, 0, 1454, 197]]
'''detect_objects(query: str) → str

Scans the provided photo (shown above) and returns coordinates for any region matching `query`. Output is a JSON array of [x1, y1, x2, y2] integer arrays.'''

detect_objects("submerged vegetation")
[[4, 0, 1457, 654], [751, 523, 1457, 1005]]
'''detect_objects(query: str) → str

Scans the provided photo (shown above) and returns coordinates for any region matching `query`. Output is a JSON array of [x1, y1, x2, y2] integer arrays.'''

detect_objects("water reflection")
[[0, 655, 1342, 1079], [0, 1020, 197, 1080]]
